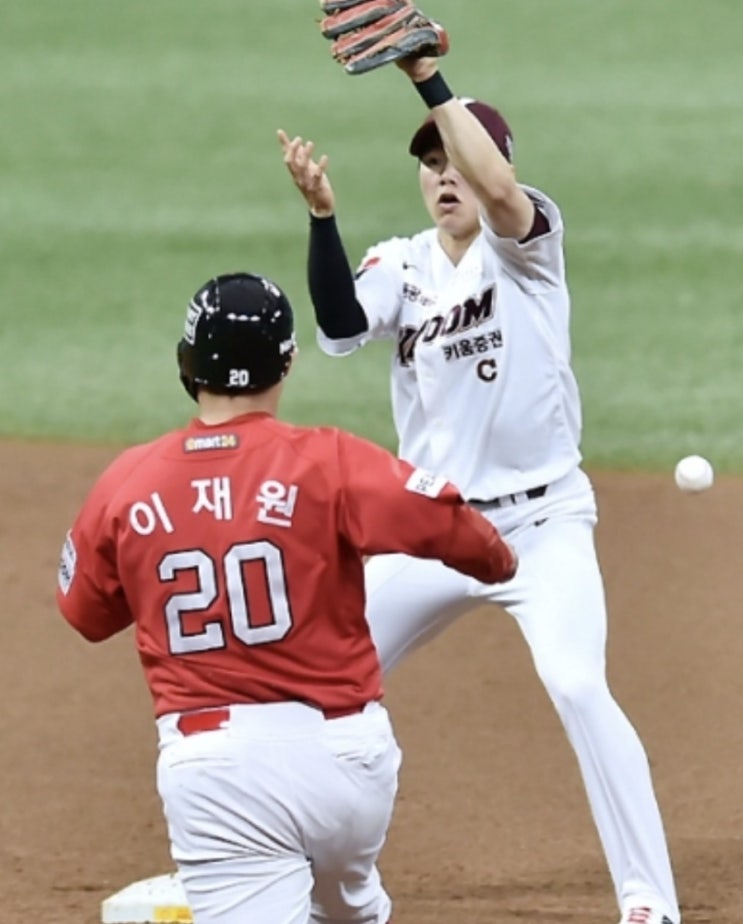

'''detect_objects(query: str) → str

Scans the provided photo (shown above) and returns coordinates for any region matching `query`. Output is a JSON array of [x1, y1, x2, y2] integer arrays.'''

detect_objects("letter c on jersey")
[[477, 358, 498, 382]]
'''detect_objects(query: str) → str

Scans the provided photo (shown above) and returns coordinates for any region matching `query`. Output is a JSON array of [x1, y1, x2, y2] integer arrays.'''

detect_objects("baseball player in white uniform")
[[278, 49, 680, 924]]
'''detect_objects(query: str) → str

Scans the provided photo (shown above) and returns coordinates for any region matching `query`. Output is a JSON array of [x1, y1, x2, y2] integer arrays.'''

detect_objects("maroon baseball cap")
[[408, 98, 514, 163]]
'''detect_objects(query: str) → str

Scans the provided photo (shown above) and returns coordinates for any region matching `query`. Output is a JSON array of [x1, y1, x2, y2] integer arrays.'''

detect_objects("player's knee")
[[538, 668, 608, 716]]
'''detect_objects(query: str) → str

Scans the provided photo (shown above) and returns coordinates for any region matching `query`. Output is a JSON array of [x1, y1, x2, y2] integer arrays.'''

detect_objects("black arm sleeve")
[[308, 214, 369, 339]]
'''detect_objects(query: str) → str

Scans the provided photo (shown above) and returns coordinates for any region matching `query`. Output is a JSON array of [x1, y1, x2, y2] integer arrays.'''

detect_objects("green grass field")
[[2, 0, 741, 470]]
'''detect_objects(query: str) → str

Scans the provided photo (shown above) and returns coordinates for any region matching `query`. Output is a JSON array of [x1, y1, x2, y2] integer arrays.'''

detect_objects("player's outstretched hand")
[[277, 130, 336, 218]]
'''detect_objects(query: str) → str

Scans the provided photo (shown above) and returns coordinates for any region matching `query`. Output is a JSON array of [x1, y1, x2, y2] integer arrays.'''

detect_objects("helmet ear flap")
[[176, 339, 199, 402]]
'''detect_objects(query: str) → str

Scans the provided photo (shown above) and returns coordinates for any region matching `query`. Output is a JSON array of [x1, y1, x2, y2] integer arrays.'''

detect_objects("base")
[[101, 872, 192, 923]]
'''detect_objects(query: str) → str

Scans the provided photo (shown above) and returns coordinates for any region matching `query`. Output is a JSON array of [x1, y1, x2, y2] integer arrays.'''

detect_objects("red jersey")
[[57, 412, 514, 717]]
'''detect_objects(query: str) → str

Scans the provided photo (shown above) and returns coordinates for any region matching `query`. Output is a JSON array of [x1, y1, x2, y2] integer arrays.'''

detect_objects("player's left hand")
[[319, 0, 448, 75], [394, 54, 439, 82], [277, 129, 336, 218]]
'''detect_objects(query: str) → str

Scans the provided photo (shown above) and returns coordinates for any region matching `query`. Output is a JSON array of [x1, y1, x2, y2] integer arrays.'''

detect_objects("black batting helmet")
[[177, 272, 296, 401]]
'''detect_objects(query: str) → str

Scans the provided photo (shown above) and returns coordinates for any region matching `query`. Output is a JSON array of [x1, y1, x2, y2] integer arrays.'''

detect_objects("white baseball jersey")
[[316, 187, 680, 924], [317, 185, 582, 500]]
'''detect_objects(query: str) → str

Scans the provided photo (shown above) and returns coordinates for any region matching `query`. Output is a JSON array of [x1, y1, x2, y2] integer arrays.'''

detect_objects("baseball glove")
[[319, 0, 449, 75]]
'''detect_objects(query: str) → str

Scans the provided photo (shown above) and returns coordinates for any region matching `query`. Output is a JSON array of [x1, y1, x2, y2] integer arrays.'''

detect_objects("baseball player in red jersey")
[[278, 45, 681, 924], [56, 272, 517, 924]]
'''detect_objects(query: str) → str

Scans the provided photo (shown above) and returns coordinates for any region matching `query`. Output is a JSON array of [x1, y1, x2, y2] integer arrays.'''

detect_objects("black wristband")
[[413, 72, 454, 109]]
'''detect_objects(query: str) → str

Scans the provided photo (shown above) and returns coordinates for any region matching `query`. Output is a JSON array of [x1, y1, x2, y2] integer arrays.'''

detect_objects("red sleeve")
[[336, 433, 515, 583], [56, 459, 135, 643]]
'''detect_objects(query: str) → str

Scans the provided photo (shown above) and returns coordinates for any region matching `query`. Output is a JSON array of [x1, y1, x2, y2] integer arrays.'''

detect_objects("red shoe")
[[619, 906, 676, 924]]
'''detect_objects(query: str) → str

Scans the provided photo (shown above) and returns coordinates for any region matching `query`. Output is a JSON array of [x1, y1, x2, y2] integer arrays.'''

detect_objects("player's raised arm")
[[399, 56, 535, 241], [277, 129, 368, 341]]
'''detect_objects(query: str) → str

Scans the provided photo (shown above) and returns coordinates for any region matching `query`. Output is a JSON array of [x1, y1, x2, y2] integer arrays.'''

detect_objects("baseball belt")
[[176, 703, 366, 736], [469, 484, 548, 508]]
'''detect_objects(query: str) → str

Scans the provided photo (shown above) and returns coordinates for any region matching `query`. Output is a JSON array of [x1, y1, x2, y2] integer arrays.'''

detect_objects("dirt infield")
[[3, 439, 742, 924]]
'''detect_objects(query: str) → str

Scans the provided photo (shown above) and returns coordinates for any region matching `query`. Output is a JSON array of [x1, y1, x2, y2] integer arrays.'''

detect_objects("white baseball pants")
[[365, 467, 680, 924], [156, 702, 401, 924]]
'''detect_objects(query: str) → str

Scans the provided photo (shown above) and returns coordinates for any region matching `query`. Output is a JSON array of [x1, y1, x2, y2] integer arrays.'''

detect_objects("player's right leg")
[[309, 703, 402, 923], [492, 516, 679, 923], [364, 553, 475, 672]]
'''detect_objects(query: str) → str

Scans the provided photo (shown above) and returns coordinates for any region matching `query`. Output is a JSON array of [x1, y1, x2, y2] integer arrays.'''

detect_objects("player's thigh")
[[310, 840, 391, 924], [158, 735, 317, 923], [500, 517, 608, 679], [365, 553, 474, 672], [310, 867, 390, 924], [157, 735, 302, 859], [178, 855, 312, 924], [309, 706, 400, 923]]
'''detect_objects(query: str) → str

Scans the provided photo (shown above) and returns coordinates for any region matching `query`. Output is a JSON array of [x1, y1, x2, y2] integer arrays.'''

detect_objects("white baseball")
[[674, 455, 714, 493]]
